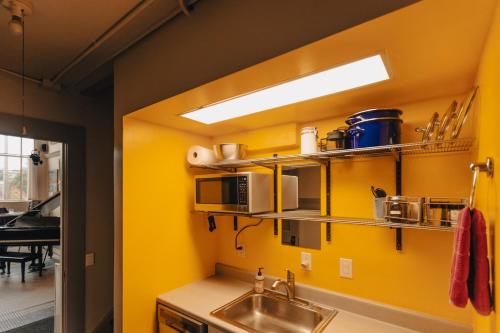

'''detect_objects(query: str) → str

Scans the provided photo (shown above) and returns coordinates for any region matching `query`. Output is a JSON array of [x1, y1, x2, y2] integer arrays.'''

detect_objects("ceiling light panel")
[[181, 54, 389, 124]]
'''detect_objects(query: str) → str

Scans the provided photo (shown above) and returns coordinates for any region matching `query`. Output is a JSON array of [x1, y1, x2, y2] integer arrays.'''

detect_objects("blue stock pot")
[[347, 116, 402, 148]]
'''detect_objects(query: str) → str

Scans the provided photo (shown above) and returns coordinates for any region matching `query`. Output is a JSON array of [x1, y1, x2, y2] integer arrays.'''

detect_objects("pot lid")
[[347, 108, 403, 119]]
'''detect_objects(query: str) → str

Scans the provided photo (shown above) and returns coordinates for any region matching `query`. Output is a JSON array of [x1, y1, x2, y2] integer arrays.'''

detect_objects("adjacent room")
[[0, 134, 62, 332]]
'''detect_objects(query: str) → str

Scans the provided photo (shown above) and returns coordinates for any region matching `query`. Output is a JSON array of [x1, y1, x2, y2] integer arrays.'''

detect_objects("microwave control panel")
[[238, 176, 248, 206]]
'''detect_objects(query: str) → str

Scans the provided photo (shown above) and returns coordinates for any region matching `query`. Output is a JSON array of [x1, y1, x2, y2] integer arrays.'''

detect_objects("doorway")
[[0, 112, 85, 333], [0, 135, 64, 332]]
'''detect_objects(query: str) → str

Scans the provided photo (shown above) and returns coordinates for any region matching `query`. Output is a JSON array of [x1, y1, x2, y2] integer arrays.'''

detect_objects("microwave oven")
[[194, 172, 298, 214]]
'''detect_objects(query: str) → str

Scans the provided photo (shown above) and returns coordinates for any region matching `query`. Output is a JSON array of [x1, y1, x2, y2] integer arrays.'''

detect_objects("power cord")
[[234, 219, 264, 250]]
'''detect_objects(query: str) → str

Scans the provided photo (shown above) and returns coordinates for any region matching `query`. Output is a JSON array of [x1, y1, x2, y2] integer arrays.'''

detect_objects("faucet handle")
[[285, 268, 294, 280]]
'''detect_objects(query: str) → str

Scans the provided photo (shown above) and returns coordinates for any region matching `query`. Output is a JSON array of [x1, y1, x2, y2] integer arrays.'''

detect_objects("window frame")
[[0, 135, 33, 202]]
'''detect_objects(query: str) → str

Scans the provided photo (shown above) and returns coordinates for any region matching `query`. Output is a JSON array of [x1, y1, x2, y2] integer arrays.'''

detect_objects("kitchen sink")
[[211, 290, 337, 333]]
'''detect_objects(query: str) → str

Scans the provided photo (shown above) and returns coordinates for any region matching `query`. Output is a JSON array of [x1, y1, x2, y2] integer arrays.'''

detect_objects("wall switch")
[[301, 252, 312, 271], [237, 244, 246, 258], [339, 258, 352, 279], [85, 253, 95, 267]]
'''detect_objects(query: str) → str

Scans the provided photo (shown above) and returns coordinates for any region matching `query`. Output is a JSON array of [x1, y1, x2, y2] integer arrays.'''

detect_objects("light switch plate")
[[301, 252, 312, 271], [85, 253, 95, 267], [339, 258, 352, 279]]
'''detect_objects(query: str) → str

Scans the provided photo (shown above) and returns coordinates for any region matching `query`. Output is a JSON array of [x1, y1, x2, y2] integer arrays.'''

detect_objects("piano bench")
[[0, 252, 41, 283]]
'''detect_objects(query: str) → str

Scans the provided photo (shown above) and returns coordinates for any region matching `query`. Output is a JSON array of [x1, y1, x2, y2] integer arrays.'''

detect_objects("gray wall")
[[0, 70, 114, 333], [113, 1, 418, 331]]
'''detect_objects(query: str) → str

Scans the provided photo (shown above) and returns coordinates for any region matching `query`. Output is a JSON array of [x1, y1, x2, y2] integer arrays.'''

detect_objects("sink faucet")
[[271, 269, 295, 300]]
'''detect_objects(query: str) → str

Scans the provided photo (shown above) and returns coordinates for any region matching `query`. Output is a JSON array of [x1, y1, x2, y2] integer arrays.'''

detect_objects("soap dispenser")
[[254, 267, 264, 293]]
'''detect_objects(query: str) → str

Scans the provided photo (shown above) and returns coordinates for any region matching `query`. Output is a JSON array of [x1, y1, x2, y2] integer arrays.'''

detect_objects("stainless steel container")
[[384, 196, 423, 224], [423, 197, 467, 226], [320, 128, 349, 151], [213, 143, 247, 161]]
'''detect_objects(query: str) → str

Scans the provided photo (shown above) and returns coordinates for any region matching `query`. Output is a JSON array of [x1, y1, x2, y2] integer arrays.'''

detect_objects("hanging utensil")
[[371, 186, 387, 198], [208, 215, 217, 232]]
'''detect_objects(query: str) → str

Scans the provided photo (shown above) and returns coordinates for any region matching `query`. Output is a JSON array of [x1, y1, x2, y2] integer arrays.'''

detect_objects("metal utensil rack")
[[192, 138, 474, 250]]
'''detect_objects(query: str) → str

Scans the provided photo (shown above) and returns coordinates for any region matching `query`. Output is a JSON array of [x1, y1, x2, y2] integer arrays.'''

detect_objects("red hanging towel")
[[468, 209, 492, 315], [449, 207, 471, 308]]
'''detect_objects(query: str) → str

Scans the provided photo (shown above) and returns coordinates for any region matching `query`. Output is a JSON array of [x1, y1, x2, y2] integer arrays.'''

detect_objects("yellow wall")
[[122, 118, 217, 332], [122, 97, 482, 331], [473, 1, 500, 332], [120, 3, 500, 329], [213, 95, 474, 325]]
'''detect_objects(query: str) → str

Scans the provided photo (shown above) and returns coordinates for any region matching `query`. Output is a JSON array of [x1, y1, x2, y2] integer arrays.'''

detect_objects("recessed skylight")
[[181, 54, 389, 124]]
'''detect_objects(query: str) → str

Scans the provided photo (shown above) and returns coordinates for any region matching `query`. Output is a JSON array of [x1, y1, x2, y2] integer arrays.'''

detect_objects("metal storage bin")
[[384, 196, 423, 224], [423, 197, 467, 227]]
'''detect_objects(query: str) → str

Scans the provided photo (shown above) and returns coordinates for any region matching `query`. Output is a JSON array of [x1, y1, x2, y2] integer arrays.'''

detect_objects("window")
[[0, 135, 34, 201]]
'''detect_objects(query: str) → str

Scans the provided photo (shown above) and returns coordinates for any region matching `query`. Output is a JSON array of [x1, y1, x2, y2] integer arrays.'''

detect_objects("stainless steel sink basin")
[[211, 290, 337, 333]]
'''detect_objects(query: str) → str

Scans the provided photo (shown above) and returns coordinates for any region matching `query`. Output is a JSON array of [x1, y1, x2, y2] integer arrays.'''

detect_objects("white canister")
[[301, 127, 318, 154]]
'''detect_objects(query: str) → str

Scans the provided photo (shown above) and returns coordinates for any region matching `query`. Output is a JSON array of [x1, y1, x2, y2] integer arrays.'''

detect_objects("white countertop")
[[157, 275, 419, 333]]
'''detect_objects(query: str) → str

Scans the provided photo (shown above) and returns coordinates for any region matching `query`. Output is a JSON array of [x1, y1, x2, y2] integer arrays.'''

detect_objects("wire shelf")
[[195, 138, 473, 171], [253, 210, 456, 232]]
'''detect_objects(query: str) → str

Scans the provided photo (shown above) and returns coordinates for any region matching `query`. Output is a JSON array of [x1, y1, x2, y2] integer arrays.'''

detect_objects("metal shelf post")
[[326, 160, 332, 242], [395, 153, 402, 251], [273, 156, 278, 236]]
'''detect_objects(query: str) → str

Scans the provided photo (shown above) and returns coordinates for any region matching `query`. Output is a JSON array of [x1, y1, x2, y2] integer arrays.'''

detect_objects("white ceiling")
[[0, 0, 184, 92]]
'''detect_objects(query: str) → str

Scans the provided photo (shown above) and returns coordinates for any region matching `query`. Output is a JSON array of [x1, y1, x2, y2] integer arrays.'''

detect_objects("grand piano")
[[0, 192, 61, 246], [0, 193, 60, 282]]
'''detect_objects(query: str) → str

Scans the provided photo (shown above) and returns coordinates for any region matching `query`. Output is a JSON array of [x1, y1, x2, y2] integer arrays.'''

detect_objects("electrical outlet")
[[237, 244, 246, 258], [85, 253, 95, 267], [339, 258, 352, 279], [301, 252, 312, 271]]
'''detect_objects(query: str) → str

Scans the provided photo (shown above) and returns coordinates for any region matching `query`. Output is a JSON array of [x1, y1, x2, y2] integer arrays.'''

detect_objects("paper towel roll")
[[187, 145, 216, 165]]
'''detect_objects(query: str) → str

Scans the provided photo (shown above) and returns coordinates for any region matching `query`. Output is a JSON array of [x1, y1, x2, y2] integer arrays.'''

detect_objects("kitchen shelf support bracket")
[[273, 158, 279, 236], [326, 160, 332, 242], [395, 153, 402, 251]]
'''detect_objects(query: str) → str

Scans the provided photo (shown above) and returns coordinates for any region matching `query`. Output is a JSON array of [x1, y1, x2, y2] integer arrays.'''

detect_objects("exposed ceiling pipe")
[[0, 65, 41, 84], [71, 0, 197, 89], [2, 0, 196, 90], [178, 0, 192, 17], [50, 0, 158, 84]]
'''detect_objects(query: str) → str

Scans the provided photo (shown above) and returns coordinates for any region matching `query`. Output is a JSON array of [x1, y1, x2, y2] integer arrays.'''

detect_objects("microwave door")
[[195, 176, 244, 213]]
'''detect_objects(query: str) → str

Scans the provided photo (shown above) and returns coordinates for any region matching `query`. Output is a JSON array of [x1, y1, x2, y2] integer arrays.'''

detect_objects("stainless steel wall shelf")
[[253, 210, 456, 232], [194, 210, 456, 232], [192, 138, 473, 171], [192, 138, 472, 248]]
